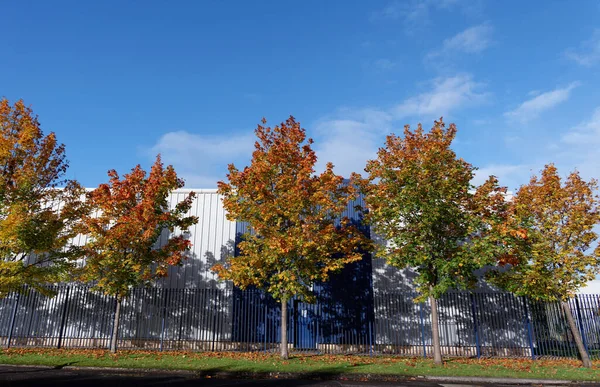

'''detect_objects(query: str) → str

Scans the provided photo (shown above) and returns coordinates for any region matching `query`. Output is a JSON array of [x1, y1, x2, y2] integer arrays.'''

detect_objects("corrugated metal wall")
[[25, 188, 368, 290], [32, 189, 236, 290], [16, 189, 237, 344], [156, 190, 236, 289]]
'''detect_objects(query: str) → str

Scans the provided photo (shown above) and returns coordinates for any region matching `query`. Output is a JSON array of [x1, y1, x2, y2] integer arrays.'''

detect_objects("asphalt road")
[[0, 366, 578, 387]]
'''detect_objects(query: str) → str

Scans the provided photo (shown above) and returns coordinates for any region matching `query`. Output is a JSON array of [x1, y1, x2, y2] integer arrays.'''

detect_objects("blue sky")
[[2, 0, 600, 290], [2, 1, 599, 191]]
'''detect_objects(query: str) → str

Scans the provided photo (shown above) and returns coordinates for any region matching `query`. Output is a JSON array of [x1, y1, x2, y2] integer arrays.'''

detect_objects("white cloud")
[[148, 130, 255, 188], [313, 74, 489, 177], [565, 29, 600, 67], [149, 73, 490, 186], [426, 23, 493, 61], [313, 108, 393, 178], [558, 107, 600, 181], [504, 82, 580, 123], [393, 74, 489, 119]]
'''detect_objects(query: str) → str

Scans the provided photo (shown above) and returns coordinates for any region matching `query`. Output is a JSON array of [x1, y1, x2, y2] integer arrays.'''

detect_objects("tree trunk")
[[280, 297, 289, 359], [110, 297, 121, 354], [429, 293, 443, 365], [561, 300, 591, 368]]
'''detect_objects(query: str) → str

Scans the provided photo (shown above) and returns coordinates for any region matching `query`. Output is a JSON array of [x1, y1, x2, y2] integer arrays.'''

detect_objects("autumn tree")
[[78, 156, 197, 353], [489, 165, 600, 368], [213, 117, 371, 359], [0, 98, 85, 297], [361, 119, 516, 365]]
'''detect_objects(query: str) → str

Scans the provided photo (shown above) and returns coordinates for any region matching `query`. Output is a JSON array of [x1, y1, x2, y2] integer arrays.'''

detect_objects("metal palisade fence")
[[0, 286, 599, 360]]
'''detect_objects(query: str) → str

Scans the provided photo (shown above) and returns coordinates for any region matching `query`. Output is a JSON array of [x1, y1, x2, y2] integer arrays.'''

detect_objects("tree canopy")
[[0, 98, 85, 297], [213, 117, 371, 358], [362, 119, 514, 299], [361, 119, 519, 364], [490, 165, 600, 301], [489, 164, 600, 368], [214, 117, 371, 303], [78, 155, 198, 299]]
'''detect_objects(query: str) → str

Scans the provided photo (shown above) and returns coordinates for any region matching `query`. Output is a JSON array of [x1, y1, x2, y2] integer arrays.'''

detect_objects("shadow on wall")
[[0, 286, 115, 349], [0, 225, 236, 350], [1, 266, 598, 356], [0, 283, 236, 351], [119, 232, 236, 349], [229, 216, 376, 351], [155, 225, 234, 290], [371, 259, 535, 356], [3, 211, 599, 356], [225, 254, 376, 352]]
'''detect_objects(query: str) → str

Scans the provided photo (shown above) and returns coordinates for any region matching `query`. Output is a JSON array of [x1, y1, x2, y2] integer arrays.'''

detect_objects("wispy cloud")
[[373, 58, 397, 70], [313, 108, 393, 178], [369, 0, 407, 21], [313, 74, 489, 177], [478, 106, 600, 195], [147, 130, 255, 188], [565, 29, 600, 67], [371, 0, 483, 34], [504, 82, 580, 123], [149, 73, 491, 184], [393, 74, 489, 119], [426, 23, 493, 62], [558, 106, 600, 180], [562, 107, 600, 146]]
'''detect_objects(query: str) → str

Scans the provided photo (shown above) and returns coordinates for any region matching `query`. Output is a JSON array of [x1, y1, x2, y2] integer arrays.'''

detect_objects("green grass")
[[0, 348, 599, 381]]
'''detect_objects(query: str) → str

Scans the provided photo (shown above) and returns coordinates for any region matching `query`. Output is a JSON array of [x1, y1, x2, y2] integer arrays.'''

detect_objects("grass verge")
[[0, 348, 598, 381]]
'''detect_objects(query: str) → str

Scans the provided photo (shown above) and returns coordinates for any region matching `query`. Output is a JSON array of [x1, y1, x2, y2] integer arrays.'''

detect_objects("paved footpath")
[[0, 365, 588, 387]]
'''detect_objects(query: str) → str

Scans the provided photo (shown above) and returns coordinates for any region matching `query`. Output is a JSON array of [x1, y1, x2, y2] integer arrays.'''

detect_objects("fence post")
[[315, 304, 319, 354], [574, 295, 589, 356], [211, 289, 218, 352], [470, 293, 481, 359], [160, 288, 167, 352], [177, 290, 183, 342], [369, 290, 375, 357], [419, 301, 427, 358], [57, 286, 71, 349], [522, 296, 535, 360], [368, 319, 373, 357], [263, 295, 268, 353], [6, 292, 20, 349]]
